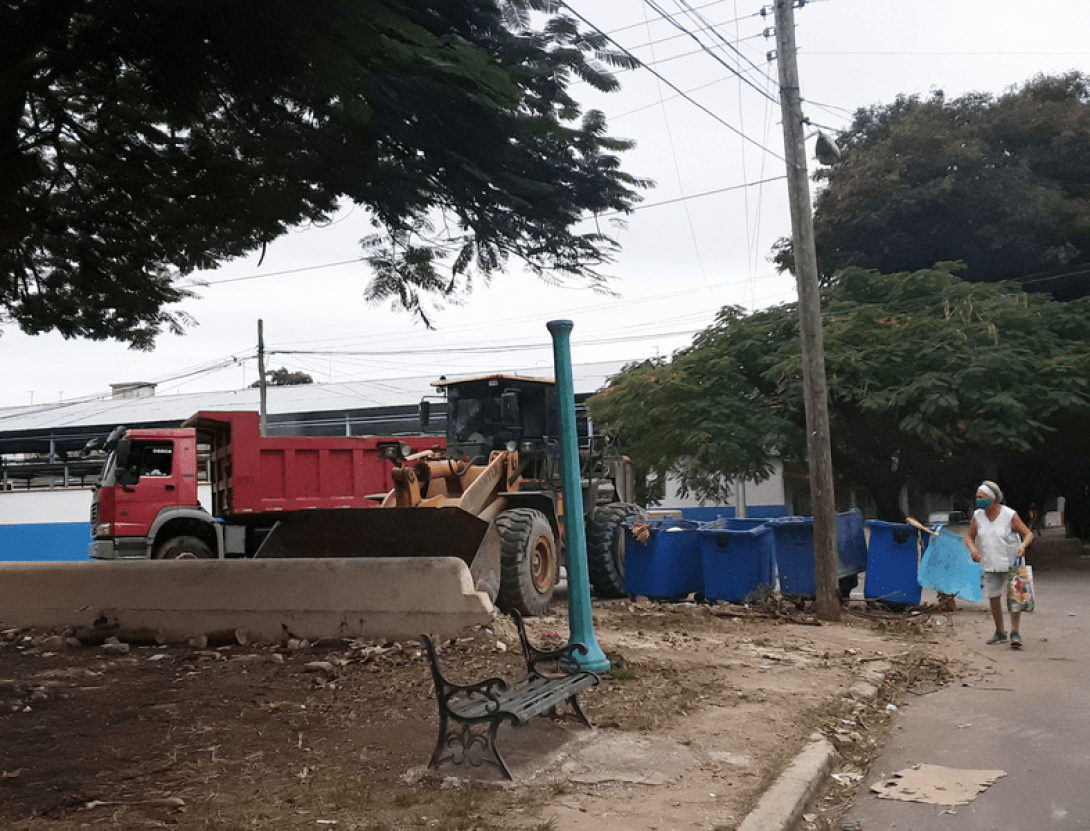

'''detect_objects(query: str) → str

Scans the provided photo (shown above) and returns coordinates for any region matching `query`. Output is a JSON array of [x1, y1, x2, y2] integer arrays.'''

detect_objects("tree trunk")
[[867, 480, 907, 523]]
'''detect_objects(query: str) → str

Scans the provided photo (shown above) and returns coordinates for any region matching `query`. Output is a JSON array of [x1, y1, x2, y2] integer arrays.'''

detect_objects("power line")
[[806, 50, 1090, 57], [177, 177, 785, 291], [0, 355, 249, 425], [271, 327, 706, 359], [596, 175, 786, 218], [614, 11, 766, 60], [641, 0, 780, 105], [179, 258, 361, 289], [604, 0, 761, 38], [559, 2, 787, 163]]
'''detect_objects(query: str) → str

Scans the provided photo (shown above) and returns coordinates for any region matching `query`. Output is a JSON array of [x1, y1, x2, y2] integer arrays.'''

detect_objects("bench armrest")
[[420, 634, 509, 711]]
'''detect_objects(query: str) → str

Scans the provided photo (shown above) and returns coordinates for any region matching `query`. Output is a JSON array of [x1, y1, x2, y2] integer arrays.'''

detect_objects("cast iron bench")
[[421, 611, 599, 780]]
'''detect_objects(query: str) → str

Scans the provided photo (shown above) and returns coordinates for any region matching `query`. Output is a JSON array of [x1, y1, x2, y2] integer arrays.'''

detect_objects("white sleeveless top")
[[974, 505, 1020, 572]]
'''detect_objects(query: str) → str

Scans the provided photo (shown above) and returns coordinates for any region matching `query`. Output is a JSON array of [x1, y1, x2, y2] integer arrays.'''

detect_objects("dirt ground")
[[0, 594, 973, 831]]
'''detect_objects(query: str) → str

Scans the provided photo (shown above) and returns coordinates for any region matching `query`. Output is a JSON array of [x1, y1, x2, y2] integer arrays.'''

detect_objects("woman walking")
[[966, 481, 1034, 649]]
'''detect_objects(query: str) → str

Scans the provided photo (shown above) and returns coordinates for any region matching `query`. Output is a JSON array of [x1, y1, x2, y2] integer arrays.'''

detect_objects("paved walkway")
[[838, 546, 1090, 829]]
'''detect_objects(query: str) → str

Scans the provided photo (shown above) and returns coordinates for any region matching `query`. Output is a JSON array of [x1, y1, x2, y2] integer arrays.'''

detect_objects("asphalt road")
[[839, 543, 1090, 829]]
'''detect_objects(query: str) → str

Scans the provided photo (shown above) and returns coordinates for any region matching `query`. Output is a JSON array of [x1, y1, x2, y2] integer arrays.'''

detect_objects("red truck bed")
[[183, 411, 442, 518]]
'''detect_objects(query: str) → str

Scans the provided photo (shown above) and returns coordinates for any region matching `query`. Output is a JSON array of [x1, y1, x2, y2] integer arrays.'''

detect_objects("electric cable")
[[559, 2, 787, 163], [644, 0, 780, 104]]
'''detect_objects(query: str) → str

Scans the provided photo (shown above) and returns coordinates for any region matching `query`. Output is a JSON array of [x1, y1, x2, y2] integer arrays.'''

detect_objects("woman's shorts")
[[983, 571, 1008, 599]]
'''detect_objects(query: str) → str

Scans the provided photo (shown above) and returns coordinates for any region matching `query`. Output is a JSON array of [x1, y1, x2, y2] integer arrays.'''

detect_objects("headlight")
[[93, 522, 112, 537]]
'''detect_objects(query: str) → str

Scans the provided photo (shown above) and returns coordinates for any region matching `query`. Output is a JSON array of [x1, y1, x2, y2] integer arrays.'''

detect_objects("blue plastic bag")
[[917, 528, 982, 602]]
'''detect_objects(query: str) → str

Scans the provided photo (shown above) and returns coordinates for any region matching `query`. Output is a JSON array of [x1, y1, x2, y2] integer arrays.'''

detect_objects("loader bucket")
[[254, 507, 491, 566]]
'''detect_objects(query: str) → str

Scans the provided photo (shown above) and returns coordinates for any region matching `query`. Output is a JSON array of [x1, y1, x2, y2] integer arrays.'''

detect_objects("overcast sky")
[[3, 0, 1089, 411]]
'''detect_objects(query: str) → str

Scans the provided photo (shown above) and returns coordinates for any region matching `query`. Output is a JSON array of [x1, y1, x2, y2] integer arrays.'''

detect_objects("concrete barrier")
[[0, 557, 494, 642]]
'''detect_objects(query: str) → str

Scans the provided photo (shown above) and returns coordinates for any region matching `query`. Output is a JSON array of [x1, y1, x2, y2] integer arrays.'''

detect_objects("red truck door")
[[111, 434, 200, 539]]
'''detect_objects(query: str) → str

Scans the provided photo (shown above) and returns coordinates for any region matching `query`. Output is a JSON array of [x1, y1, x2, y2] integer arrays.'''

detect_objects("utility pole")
[[257, 319, 269, 437], [772, 0, 840, 620]]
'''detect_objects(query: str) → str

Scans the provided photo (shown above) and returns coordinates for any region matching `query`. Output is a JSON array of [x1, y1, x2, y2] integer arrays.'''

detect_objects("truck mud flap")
[[253, 508, 490, 566]]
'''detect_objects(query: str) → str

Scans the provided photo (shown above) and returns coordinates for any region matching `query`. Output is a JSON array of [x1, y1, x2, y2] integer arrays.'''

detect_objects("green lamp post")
[[547, 320, 611, 673]]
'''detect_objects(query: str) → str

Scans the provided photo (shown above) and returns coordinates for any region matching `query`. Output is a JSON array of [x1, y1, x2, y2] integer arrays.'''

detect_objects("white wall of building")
[[659, 459, 787, 517]]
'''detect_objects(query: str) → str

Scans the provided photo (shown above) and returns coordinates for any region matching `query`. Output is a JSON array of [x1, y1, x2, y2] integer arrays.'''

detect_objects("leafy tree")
[[774, 73, 1090, 300], [589, 264, 1090, 520], [250, 367, 313, 388], [1, 0, 647, 346]]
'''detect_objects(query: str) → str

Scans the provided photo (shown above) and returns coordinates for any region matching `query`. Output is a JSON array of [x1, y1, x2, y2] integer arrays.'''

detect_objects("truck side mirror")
[[116, 467, 140, 487], [116, 436, 131, 469], [419, 400, 431, 431], [501, 390, 520, 425]]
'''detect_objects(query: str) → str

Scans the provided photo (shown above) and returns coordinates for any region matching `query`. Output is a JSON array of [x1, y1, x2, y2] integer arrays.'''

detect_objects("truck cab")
[[90, 428, 206, 559]]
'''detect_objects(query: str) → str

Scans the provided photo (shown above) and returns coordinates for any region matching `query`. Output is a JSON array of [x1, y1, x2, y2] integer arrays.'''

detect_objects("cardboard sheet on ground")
[[917, 529, 982, 602], [871, 764, 1006, 805]]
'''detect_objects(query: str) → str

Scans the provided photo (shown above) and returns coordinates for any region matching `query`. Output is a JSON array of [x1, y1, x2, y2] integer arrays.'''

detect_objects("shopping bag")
[[1007, 563, 1034, 613]]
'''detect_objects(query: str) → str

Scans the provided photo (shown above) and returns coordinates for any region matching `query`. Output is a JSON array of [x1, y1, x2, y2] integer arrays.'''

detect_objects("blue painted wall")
[[0, 523, 90, 561], [677, 505, 789, 523]]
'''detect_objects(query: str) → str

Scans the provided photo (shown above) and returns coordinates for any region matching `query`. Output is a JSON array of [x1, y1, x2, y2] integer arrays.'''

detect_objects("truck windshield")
[[97, 451, 118, 487]]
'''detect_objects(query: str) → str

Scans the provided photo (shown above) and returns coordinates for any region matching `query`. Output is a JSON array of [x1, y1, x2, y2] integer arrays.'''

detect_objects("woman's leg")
[[989, 595, 1006, 633]]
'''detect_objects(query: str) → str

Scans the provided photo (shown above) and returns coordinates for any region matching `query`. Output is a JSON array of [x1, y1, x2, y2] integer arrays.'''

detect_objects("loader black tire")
[[495, 508, 557, 617], [154, 535, 214, 560], [587, 502, 645, 598]]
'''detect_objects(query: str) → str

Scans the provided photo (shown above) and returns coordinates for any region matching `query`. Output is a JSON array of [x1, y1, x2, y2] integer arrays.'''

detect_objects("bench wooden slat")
[[452, 672, 595, 722]]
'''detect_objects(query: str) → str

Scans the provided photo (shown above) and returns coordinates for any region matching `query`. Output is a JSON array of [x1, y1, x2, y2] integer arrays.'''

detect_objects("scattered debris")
[[84, 797, 185, 810]]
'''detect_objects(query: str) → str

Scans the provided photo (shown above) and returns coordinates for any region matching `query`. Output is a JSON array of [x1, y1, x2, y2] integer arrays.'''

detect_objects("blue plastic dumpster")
[[699, 524, 776, 602], [725, 517, 769, 531], [699, 516, 769, 531], [769, 509, 868, 599], [623, 519, 703, 600], [863, 520, 924, 607]]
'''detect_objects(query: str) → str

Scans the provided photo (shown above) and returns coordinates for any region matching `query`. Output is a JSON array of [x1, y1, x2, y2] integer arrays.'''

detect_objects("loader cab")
[[437, 375, 559, 468]]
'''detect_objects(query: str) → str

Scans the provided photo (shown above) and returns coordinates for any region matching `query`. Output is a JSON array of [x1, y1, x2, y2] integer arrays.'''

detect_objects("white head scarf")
[[978, 481, 1003, 503]]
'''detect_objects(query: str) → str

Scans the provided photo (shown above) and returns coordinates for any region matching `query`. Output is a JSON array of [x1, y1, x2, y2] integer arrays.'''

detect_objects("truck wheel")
[[154, 535, 214, 560], [587, 502, 645, 598], [495, 508, 557, 617]]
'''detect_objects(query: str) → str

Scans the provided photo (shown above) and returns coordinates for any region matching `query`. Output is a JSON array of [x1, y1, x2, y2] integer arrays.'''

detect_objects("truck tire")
[[495, 508, 557, 617], [587, 502, 645, 598], [154, 535, 214, 560]]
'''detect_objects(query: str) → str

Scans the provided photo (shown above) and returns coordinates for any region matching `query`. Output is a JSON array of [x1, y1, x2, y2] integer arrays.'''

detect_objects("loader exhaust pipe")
[[548, 320, 610, 672]]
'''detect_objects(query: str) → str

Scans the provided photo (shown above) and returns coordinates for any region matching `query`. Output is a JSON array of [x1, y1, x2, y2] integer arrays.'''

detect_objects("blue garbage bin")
[[863, 520, 924, 607], [769, 509, 868, 599], [623, 519, 703, 600], [699, 524, 776, 602]]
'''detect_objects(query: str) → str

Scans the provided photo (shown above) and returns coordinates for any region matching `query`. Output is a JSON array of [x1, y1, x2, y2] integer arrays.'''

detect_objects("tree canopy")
[[1, 0, 647, 346], [250, 367, 313, 387], [774, 72, 1090, 300], [588, 264, 1090, 520]]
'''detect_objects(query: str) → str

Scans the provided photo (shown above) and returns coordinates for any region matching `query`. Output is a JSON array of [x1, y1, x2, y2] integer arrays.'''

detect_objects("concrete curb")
[[736, 735, 839, 831], [737, 665, 890, 831]]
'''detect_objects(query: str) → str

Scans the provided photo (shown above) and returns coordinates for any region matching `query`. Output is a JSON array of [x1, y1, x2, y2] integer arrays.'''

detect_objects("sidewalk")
[[816, 543, 1090, 830]]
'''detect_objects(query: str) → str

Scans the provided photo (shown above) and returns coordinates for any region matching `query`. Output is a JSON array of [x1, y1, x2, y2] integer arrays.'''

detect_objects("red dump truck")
[[89, 410, 442, 560]]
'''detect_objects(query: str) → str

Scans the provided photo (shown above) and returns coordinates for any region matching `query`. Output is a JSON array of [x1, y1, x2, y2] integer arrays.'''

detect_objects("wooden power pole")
[[772, 0, 840, 620], [257, 319, 269, 437]]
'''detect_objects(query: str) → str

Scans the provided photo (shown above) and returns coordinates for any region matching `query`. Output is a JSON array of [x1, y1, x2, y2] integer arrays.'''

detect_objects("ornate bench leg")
[[428, 711, 453, 771], [568, 693, 593, 729], [429, 713, 516, 780]]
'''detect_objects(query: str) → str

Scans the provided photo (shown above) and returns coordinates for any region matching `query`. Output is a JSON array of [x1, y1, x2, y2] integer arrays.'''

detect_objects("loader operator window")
[[132, 442, 174, 478], [452, 398, 485, 441]]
